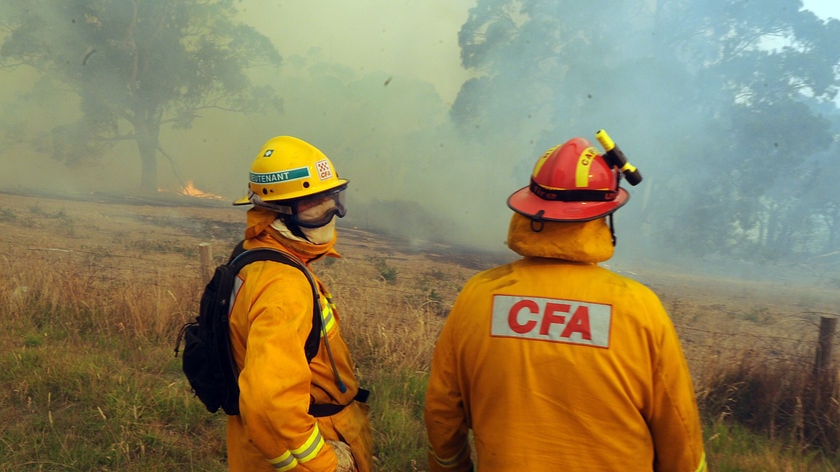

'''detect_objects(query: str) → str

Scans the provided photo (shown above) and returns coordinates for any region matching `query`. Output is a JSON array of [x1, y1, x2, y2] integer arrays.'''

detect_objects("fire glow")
[[178, 180, 224, 200]]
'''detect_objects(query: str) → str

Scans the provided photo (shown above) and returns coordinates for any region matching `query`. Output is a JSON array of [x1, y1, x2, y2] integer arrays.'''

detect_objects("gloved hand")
[[327, 440, 355, 472]]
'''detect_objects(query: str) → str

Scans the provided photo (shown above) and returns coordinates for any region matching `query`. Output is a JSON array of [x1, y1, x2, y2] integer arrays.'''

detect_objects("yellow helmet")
[[233, 136, 348, 205]]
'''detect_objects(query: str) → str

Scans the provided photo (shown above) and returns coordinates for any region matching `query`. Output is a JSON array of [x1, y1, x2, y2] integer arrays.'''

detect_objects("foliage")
[[452, 0, 840, 260], [704, 419, 838, 472], [369, 256, 398, 283], [698, 349, 840, 454], [0, 336, 228, 471], [0, 0, 281, 190]]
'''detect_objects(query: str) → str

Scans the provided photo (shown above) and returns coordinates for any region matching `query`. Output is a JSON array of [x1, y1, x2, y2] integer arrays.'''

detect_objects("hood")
[[244, 207, 340, 264], [506, 212, 614, 263]]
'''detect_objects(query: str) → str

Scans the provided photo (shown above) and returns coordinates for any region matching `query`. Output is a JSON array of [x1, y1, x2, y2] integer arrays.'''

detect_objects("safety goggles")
[[284, 186, 347, 228]]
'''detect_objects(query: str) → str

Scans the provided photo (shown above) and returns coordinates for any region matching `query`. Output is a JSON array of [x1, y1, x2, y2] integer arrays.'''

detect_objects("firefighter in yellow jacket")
[[227, 136, 372, 471], [424, 134, 706, 471]]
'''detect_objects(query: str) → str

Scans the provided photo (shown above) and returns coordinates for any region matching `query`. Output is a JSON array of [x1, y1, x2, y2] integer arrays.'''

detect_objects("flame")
[[179, 180, 224, 200]]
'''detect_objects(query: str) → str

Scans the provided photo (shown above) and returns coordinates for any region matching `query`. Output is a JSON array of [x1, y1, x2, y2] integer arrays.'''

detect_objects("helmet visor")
[[290, 186, 347, 228]]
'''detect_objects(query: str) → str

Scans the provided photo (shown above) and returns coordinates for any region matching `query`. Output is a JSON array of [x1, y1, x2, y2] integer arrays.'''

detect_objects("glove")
[[327, 440, 355, 472]]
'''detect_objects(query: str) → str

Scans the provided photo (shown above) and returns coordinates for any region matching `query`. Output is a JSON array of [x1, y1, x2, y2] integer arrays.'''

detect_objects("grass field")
[[2, 190, 840, 471]]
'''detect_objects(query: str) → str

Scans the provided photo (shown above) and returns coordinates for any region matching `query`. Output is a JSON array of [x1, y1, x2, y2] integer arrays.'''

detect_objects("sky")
[[802, 0, 840, 20]]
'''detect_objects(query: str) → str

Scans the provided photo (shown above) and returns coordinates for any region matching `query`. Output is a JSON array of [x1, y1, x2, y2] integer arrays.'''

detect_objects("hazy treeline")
[[0, 0, 838, 265]]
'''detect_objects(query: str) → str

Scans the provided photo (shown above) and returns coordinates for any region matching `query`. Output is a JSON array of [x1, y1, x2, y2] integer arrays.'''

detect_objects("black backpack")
[[175, 243, 321, 415]]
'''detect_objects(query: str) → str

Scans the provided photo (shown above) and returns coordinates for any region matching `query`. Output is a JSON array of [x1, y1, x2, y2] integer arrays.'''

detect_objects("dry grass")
[[2, 191, 840, 471]]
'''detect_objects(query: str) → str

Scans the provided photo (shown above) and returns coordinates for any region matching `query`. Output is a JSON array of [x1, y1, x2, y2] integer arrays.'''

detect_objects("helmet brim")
[[233, 195, 251, 206], [507, 186, 629, 222], [232, 179, 349, 206]]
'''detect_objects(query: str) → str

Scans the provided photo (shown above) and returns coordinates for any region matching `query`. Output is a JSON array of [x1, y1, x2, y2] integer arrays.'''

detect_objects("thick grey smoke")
[[1, 1, 838, 281]]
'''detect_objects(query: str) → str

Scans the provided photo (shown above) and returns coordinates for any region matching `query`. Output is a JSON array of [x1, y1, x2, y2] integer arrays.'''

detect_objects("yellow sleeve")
[[424, 295, 474, 472], [234, 261, 337, 471], [644, 292, 706, 472]]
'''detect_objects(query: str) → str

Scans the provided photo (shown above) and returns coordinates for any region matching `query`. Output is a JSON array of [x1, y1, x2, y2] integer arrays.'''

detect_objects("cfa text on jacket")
[[490, 294, 612, 348]]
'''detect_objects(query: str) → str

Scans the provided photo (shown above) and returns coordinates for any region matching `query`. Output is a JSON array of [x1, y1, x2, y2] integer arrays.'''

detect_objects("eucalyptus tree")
[[452, 0, 840, 259], [0, 0, 281, 191], [655, 0, 840, 257]]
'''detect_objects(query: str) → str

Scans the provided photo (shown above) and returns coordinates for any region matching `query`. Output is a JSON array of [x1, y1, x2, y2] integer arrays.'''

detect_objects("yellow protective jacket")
[[424, 214, 706, 472], [226, 208, 372, 472]]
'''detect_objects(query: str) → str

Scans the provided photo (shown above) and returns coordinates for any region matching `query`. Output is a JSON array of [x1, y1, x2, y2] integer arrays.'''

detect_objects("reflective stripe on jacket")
[[224, 213, 372, 472]]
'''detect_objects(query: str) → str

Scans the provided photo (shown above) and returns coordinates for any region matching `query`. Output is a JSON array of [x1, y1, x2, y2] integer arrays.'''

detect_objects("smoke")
[[0, 0, 838, 282]]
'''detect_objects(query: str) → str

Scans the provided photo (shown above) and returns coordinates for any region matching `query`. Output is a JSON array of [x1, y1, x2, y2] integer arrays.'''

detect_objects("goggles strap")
[[249, 191, 294, 215]]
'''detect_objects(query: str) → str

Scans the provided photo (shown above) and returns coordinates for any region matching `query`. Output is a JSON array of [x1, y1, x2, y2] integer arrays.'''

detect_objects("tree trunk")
[[133, 107, 162, 193], [138, 140, 158, 192]]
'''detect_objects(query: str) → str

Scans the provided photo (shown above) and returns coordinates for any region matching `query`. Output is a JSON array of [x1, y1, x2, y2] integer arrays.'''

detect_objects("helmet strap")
[[608, 213, 616, 246], [530, 211, 545, 232]]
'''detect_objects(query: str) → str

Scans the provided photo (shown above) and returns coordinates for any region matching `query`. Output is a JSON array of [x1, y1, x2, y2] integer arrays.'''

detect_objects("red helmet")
[[507, 137, 629, 222]]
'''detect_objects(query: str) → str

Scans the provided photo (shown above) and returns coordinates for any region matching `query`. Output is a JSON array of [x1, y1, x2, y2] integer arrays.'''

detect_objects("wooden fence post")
[[807, 315, 839, 450], [199, 242, 213, 283], [813, 315, 837, 377]]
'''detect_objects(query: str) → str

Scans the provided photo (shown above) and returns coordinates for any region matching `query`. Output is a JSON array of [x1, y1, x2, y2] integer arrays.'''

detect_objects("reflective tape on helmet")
[[575, 146, 599, 187], [250, 167, 310, 185]]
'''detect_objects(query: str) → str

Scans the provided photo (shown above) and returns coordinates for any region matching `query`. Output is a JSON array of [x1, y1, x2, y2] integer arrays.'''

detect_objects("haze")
[[1, 0, 838, 284]]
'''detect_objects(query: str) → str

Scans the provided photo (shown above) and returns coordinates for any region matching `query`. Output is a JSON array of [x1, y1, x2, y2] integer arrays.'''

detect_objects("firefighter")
[[424, 136, 706, 471], [227, 136, 372, 472]]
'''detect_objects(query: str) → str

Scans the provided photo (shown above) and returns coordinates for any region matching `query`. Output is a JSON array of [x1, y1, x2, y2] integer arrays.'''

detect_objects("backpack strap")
[[229, 241, 369, 415], [228, 243, 321, 362]]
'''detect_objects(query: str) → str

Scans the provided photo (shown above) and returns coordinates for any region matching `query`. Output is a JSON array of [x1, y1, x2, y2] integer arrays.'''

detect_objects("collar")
[[506, 212, 614, 263]]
